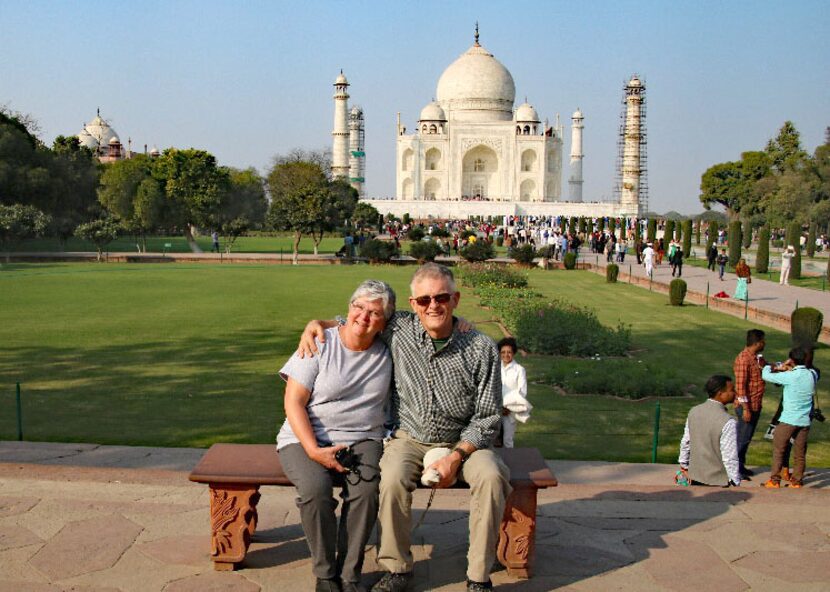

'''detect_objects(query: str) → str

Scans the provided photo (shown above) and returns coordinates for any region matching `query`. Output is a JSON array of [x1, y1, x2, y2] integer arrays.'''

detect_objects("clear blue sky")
[[2, 0, 827, 214]]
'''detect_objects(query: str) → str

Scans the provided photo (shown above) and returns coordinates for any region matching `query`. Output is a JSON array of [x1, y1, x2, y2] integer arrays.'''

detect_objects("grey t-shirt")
[[276, 327, 393, 450]]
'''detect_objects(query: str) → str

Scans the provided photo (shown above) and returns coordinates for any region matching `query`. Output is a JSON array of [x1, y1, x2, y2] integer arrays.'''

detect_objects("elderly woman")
[[734, 258, 752, 301], [277, 279, 395, 592]]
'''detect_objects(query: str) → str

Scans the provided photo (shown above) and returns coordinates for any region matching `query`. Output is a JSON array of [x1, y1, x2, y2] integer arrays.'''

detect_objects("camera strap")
[[412, 489, 437, 532]]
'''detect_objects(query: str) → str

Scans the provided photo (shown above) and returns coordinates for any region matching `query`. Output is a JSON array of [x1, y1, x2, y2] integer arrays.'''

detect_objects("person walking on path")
[[211, 231, 220, 253], [670, 246, 684, 277], [780, 245, 795, 285], [733, 329, 766, 480], [734, 258, 751, 300], [762, 347, 818, 488], [642, 242, 655, 278], [707, 242, 718, 272], [678, 375, 742, 487], [716, 248, 728, 281]]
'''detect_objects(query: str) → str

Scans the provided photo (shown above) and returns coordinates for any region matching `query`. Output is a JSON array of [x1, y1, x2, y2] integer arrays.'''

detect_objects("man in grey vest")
[[678, 375, 742, 487]]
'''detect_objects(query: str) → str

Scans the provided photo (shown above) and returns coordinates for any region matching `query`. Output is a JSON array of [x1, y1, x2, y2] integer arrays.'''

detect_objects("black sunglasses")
[[412, 293, 453, 307]]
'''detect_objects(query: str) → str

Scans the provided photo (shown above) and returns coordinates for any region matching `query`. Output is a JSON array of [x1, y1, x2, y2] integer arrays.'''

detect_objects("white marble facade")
[[394, 33, 563, 204]]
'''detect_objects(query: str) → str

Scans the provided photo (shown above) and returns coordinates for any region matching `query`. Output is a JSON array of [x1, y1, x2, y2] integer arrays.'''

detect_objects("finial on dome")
[[97, 107, 100, 116], [474, 22, 479, 46]]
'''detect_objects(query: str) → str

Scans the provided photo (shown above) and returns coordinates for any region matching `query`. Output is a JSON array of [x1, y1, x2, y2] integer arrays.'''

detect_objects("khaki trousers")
[[377, 430, 511, 582]]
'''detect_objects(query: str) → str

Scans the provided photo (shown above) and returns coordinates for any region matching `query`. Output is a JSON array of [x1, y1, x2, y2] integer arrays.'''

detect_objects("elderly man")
[[300, 263, 510, 592]]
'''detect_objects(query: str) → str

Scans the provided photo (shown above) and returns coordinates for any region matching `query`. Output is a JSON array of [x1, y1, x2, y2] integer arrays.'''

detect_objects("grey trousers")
[[279, 440, 382, 583], [376, 430, 511, 582]]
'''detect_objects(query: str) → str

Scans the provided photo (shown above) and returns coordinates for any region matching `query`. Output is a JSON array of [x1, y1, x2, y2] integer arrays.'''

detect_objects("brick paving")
[[0, 442, 828, 591]]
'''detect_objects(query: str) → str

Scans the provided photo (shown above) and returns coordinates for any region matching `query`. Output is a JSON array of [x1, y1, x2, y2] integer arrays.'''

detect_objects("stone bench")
[[189, 443, 557, 577]]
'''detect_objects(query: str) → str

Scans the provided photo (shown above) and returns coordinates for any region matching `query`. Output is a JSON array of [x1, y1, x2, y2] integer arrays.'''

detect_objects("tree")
[[664, 220, 675, 245], [695, 219, 701, 245], [766, 121, 808, 173], [706, 220, 719, 251], [217, 167, 267, 252], [756, 226, 770, 274], [742, 218, 752, 249], [0, 203, 49, 263], [806, 222, 817, 257], [266, 160, 328, 264], [74, 217, 120, 262], [270, 148, 332, 179], [699, 151, 771, 218], [647, 219, 656, 243], [728, 220, 742, 267], [98, 155, 156, 250], [317, 179, 358, 254], [682, 220, 692, 258], [152, 148, 230, 251], [352, 201, 380, 231], [787, 221, 802, 280], [608, 217, 616, 236]]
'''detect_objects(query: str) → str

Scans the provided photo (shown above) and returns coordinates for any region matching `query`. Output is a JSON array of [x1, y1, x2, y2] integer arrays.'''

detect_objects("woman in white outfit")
[[498, 337, 530, 448]]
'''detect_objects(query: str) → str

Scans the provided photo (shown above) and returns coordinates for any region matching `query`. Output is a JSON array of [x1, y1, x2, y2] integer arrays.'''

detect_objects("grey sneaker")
[[466, 580, 494, 592], [370, 572, 413, 592]]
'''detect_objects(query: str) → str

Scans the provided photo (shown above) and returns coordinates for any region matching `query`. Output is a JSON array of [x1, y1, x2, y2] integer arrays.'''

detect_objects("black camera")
[[335, 446, 360, 471], [811, 408, 826, 423]]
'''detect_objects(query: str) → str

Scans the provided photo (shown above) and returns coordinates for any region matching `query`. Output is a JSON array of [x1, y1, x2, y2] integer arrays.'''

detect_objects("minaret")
[[568, 109, 584, 202], [348, 105, 365, 198], [620, 75, 645, 214], [331, 71, 350, 180]]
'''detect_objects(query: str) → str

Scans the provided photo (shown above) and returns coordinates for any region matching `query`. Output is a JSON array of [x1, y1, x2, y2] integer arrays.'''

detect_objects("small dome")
[[109, 135, 121, 145], [334, 72, 348, 85], [515, 102, 540, 123], [149, 146, 160, 156], [628, 75, 642, 88], [419, 102, 446, 122], [572, 108, 583, 119]]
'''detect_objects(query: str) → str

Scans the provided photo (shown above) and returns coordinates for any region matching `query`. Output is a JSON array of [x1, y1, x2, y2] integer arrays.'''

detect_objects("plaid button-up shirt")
[[382, 312, 502, 449], [733, 348, 765, 412]]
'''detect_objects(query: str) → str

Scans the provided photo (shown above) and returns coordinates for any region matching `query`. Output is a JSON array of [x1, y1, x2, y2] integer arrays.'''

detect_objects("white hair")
[[409, 262, 457, 296], [349, 279, 397, 320]]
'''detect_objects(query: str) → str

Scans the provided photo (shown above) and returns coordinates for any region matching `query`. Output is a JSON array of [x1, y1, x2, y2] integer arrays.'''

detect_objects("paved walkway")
[[579, 253, 829, 341], [1, 441, 829, 591]]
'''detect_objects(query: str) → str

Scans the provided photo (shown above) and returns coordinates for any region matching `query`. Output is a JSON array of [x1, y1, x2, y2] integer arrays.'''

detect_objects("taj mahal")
[[334, 28, 645, 220]]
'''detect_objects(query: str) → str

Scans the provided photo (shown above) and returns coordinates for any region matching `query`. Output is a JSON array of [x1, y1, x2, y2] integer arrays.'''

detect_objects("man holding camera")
[[761, 346, 818, 488], [300, 263, 509, 592]]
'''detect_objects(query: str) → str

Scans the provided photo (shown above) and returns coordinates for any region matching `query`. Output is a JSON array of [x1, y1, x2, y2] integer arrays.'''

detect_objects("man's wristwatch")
[[452, 446, 470, 464]]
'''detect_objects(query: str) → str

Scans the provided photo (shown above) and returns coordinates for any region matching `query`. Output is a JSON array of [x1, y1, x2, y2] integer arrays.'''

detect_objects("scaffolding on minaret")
[[613, 75, 648, 216]]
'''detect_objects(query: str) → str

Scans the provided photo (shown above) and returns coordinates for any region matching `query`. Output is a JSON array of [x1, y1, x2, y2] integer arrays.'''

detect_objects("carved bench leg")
[[209, 483, 261, 570], [497, 485, 538, 578]]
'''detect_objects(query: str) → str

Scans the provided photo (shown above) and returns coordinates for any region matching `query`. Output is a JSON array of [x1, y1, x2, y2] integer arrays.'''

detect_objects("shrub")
[[579, 217, 587, 234], [513, 300, 631, 357], [756, 226, 770, 274], [695, 219, 701, 245], [402, 213, 410, 225], [460, 240, 495, 262], [682, 220, 693, 256], [495, 235, 504, 247], [787, 221, 801, 279], [606, 263, 619, 283], [457, 262, 528, 289], [598, 218, 605, 232], [647, 219, 657, 243], [669, 278, 687, 306], [664, 220, 675, 244], [741, 219, 752, 249], [609, 217, 616, 235], [791, 307, 823, 347], [509, 243, 536, 266], [728, 220, 742, 266], [359, 238, 398, 263], [459, 229, 477, 240], [807, 222, 817, 258], [408, 226, 425, 241], [541, 358, 686, 398], [772, 239, 784, 248], [536, 245, 556, 260], [75, 218, 120, 262], [563, 251, 577, 269], [408, 240, 443, 263], [706, 220, 719, 250]]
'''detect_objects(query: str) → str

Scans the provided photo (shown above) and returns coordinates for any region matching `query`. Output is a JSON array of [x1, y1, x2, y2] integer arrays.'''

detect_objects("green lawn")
[[1, 263, 827, 467]]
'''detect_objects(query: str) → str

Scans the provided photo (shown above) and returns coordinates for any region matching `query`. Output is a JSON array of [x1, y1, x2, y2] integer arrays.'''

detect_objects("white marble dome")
[[77, 114, 119, 149], [335, 72, 348, 85], [436, 42, 515, 120], [419, 101, 446, 122], [515, 102, 540, 122]]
